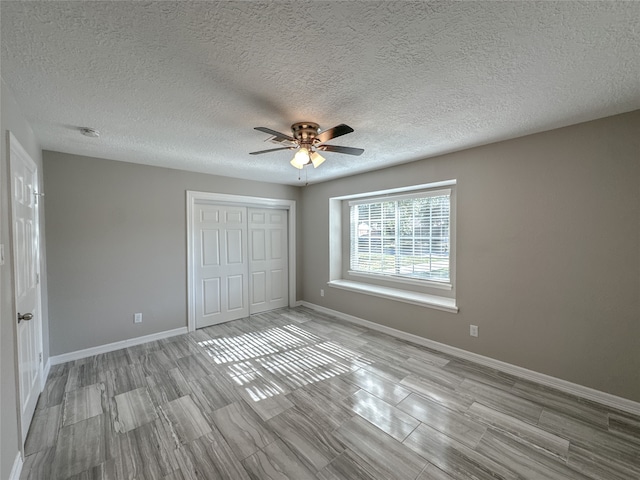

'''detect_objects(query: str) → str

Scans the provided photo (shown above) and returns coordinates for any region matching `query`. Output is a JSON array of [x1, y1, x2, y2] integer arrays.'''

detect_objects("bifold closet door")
[[194, 204, 249, 328], [248, 208, 289, 314]]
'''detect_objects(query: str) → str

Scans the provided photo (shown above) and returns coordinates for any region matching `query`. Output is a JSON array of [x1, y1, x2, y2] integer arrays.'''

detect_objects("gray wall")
[[43, 152, 301, 356], [1, 79, 49, 479], [301, 110, 640, 402]]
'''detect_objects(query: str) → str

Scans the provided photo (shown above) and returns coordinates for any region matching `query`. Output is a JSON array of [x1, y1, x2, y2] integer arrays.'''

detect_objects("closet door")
[[194, 204, 249, 327], [248, 208, 288, 314]]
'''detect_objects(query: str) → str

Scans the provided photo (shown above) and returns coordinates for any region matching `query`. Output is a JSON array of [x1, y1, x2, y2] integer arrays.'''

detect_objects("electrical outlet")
[[470, 325, 479, 337], [134, 313, 143, 324], [320, 289, 325, 297]]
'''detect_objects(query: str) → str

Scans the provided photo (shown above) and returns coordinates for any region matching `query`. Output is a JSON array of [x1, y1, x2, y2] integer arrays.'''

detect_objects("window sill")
[[347, 270, 452, 290], [327, 280, 458, 313]]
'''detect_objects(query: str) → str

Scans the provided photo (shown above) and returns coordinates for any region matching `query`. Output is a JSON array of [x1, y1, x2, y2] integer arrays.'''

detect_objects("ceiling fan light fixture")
[[310, 151, 325, 168], [291, 147, 310, 169]]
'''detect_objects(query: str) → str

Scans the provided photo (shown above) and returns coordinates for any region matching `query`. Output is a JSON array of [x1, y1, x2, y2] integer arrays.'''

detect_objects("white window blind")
[[349, 189, 451, 283]]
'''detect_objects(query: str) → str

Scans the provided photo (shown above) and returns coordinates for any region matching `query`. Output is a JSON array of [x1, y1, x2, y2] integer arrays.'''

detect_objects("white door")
[[9, 133, 43, 444], [194, 204, 249, 328], [248, 208, 288, 314]]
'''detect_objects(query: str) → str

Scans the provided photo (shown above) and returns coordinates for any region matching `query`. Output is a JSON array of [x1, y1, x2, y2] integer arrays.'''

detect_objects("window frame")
[[348, 188, 452, 288], [328, 180, 458, 313]]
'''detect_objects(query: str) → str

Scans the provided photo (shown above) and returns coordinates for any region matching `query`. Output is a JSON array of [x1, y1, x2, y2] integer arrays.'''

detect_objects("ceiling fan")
[[250, 122, 364, 169]]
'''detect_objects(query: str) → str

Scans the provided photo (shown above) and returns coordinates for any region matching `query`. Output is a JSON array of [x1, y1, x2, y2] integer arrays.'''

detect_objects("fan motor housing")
[[291, 122, 320, 143]]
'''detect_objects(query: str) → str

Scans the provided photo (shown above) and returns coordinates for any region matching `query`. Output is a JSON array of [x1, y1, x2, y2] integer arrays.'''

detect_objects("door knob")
[[18, 312, 33, 322]]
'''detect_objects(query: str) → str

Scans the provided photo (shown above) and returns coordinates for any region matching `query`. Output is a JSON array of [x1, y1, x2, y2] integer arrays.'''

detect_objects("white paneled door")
[[248, 208, 289, 314], [192, 201, 290, 329], [9, 133, 43, 445], [194, 204, 249, 328]]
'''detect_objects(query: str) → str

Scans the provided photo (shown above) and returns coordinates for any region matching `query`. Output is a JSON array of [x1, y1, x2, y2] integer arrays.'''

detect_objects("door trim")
[[186, 191, 296, 332], [8, 131, 44, 448]]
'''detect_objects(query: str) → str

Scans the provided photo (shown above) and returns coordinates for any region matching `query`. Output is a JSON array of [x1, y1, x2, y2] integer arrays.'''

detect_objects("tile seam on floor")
[[301, 302, 640, 416]]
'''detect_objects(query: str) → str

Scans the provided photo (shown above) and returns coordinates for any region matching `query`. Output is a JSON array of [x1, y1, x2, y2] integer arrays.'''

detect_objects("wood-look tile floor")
[[22, 307, 640, 480]]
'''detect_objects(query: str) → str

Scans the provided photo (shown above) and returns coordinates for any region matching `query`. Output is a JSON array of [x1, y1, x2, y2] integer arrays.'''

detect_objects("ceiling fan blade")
[[317, 144, 364, 156], [249, 146, 295, 155], [254, 127, 295, 141], [316, 124, 354, 143]]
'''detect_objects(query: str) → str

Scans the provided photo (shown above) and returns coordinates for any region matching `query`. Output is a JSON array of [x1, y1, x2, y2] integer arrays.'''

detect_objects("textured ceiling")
[[2, 1, 639, 185]]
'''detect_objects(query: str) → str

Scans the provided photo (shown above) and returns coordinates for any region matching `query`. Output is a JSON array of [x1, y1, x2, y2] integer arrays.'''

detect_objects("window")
[[328, 181, 457, 313], [349, 189, 451, 284]]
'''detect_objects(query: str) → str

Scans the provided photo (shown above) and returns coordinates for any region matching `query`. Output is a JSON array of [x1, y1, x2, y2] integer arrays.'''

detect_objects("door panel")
[[248, 208, 288, 314], [227, 275, 245, 311], [251, 271, 267, 304], [201, 230, 220, 266], [226, 210, 243, 224], [201, 208, 219, 222], [9, 133, 43, 445], [271, 269, 284, 301], [271, 229, 283, 259], [203, 278, 221, 315], [226, 229, 244, 264], [251, 230, 266, 261], [194, 205, 248, 327]]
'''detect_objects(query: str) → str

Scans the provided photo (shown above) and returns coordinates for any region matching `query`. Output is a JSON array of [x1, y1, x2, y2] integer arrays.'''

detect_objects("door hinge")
[[39, 352, 42, 364], [36, 273, 40, 284]]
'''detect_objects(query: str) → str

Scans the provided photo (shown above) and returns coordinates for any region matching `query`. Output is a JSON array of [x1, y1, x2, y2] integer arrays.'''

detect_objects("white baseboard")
[[49, 327, 189, 365], [301, 302, 640, 417], [9, 452, 22, 480]]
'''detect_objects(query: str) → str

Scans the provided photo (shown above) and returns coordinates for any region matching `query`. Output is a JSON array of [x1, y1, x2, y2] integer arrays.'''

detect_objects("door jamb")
[[186, 190, 296, 332]]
